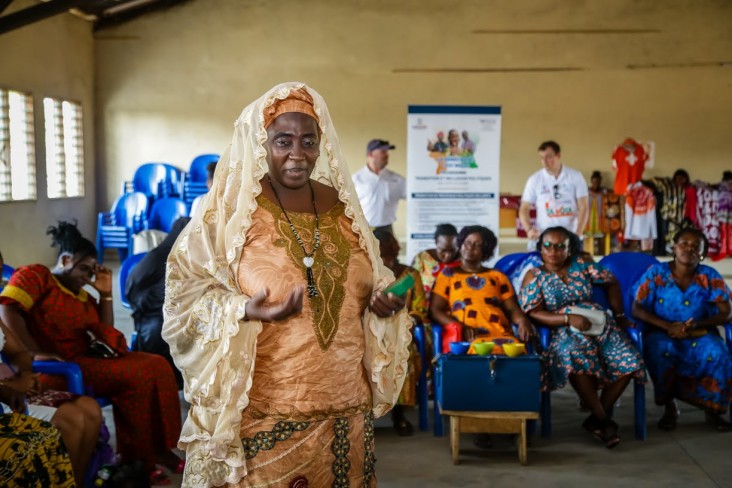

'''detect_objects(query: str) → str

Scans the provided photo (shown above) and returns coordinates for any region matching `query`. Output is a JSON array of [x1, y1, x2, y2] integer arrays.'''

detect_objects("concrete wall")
[[51, 0, 732, 243], [0, 1, 95, 266]]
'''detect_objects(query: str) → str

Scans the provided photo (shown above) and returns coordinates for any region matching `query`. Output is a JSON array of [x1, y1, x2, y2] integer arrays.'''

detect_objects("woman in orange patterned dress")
[[430, 225, 533, 352]]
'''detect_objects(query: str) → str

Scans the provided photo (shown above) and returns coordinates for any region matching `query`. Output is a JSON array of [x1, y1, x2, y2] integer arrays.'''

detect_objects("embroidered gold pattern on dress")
[[245, 401, 371, 422], [363, 411, 376, 486], [258, 195, 349, 351]]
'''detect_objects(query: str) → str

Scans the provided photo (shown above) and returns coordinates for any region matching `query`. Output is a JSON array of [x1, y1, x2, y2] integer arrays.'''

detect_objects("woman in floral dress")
[[519, 226, 645, 448]]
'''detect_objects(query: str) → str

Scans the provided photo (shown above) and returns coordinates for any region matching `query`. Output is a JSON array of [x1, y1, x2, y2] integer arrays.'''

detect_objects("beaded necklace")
[[267, 174, 320, 298]]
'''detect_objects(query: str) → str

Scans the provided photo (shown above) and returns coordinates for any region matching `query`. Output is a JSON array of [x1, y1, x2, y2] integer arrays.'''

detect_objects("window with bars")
[[0, 88, 37, 202], [44, 97, 84, 198]]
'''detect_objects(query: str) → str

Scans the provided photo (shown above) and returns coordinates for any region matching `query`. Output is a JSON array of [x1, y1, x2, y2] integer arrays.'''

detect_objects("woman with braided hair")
[[0, 221, 182, 485]]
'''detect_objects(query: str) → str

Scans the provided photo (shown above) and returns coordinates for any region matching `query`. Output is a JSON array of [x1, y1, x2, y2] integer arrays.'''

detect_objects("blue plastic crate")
[[436, 354, 541, 412]]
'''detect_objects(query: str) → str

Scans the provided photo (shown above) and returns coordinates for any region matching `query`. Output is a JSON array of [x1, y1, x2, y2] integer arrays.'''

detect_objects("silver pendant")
[[303, 256, 314, 268]]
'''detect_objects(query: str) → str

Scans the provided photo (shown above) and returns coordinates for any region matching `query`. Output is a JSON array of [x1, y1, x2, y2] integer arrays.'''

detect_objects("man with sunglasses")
[[519, 140, 589, 249]]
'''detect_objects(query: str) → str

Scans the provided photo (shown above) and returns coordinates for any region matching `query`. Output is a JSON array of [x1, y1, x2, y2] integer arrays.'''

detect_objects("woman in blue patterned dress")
[[632, 228, 732, 432], [520, 226, 645, 448]]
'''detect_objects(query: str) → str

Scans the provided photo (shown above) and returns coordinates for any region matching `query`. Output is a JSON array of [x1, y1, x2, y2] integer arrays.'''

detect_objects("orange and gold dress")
[[231, 195, 376, 487], [432, 267, 520, 353]]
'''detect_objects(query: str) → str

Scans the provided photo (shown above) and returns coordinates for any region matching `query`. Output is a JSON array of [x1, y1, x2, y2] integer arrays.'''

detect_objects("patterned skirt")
[[644, 331, 732, 413], [0, 413, 75, 488], [543, 320, 647, 391], [226, 412, 376, 487]]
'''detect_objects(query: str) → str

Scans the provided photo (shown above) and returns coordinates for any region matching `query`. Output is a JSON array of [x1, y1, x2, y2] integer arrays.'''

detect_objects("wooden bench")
[[441, 409, 540, 465]]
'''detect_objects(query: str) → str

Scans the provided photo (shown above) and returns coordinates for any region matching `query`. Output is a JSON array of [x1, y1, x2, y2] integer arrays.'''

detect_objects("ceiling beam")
[[0, 0, 13, 16], [0, 0, 92, 35]]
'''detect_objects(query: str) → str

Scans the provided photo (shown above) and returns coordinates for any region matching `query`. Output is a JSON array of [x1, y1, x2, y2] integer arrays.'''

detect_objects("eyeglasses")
[[542, 241, 567, 251], [552, 184, 561, 199]]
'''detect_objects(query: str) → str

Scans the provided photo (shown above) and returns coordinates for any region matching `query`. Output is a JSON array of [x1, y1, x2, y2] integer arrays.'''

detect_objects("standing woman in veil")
[[163, 82, 412, 488]]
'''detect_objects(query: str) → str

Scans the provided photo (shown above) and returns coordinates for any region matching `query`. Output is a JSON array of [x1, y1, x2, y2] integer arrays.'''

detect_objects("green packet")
[[384, 273, 415, 298]]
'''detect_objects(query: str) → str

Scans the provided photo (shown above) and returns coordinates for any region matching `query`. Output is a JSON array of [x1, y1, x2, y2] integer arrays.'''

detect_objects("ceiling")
[[0, 0, 190, 35]]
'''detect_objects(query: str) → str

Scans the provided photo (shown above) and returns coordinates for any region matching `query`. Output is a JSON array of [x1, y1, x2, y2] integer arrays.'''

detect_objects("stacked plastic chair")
[[146, 197, 187, 233], [131, 163, 184, 208], [183, 154, 218, 208], [96, 192, 148, 264]]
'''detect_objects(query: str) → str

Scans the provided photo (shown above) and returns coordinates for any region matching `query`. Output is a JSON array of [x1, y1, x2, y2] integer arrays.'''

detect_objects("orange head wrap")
[[263, 88, 319, 129]]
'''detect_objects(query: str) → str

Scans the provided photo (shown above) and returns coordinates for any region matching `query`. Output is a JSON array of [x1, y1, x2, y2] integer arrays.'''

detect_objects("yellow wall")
[[94, 0, 732, 240], [0, 1, 95, 265]]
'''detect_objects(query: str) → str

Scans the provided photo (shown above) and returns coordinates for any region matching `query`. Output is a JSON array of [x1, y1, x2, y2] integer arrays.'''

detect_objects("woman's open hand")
[[92, 265, 113, 296], [245, 287, 304, 322], [369, 291, 405, 318]]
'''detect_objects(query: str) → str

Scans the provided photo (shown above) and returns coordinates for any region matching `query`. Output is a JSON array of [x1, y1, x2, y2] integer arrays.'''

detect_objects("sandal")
[[705, 412, 732, 432], [394, 419, 414, 437], [581, 414, 604, 442], [149, 468, 172, 486], [658, 410, 678, 431], [602, 419, 621, 449]]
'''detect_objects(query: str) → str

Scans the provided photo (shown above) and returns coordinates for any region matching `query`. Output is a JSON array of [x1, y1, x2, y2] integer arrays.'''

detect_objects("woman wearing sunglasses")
[[519, 226, 645, 448]]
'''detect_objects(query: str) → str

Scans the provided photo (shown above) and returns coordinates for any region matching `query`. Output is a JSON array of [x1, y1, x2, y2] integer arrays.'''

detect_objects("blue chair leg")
[[541, 391, 552, 438], [413, 324, 429, 432], [634, 380, 647, 440], [432, 324, 444, 437]]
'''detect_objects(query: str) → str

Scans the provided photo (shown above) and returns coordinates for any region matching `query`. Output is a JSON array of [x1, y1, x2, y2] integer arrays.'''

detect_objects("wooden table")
[[440, 409, 540, 465]]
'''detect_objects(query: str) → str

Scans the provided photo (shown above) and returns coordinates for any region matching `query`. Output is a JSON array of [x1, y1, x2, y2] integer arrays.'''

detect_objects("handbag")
[[87, 331, 119, 359], [566, 306, 607, 336]]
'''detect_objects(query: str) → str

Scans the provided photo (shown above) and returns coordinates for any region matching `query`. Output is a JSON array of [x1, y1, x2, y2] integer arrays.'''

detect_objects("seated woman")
[[632, 228, 732, 432], [374, 229, 428, 437], [0, 221, 182, 485], [0, 321, 103, 487], [0, 382, 75, 488], [125, 217, 191, 389], [430, 225, 532, 351], [411, 223, 460, 298], [519, 226, 645, 448]]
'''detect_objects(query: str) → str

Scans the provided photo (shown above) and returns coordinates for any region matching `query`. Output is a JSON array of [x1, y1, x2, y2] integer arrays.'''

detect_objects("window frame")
[[43, 95, 86, 200], [0, 85, 37, 203]]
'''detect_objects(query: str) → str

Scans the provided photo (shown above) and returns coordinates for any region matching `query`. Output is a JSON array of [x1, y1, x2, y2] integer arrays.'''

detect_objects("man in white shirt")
[[352, 139, 407, 234], [519, 141, 589, 247]]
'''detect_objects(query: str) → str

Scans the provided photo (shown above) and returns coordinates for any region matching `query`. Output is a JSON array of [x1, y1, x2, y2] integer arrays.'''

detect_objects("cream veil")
[[162, 82, 411, 488]]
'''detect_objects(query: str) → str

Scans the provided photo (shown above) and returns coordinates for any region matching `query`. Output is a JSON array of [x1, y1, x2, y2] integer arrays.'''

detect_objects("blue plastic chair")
[[1, 264, 14, 292], [183, 181, 209, 208], [412, 322, 430, 432], [146, 197, 188, 233], [188, 154, 219, 183], [119, 253, 148, 310], [494, 252, 530, 277], [132, 163, 184, 204], [96, 192, 148, 264]]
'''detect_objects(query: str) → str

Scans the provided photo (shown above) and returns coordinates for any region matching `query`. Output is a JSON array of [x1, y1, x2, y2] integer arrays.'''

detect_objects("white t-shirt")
[[521, 166, 588, 233], [352, 167, 407, 227]]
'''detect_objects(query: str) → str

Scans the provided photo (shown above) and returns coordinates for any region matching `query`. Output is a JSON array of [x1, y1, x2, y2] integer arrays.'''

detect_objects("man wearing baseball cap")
[[352, 139, 407, 234]]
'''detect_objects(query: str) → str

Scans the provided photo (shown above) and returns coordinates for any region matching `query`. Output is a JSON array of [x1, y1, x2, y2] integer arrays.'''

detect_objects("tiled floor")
[[103, 247, 732, 488]]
